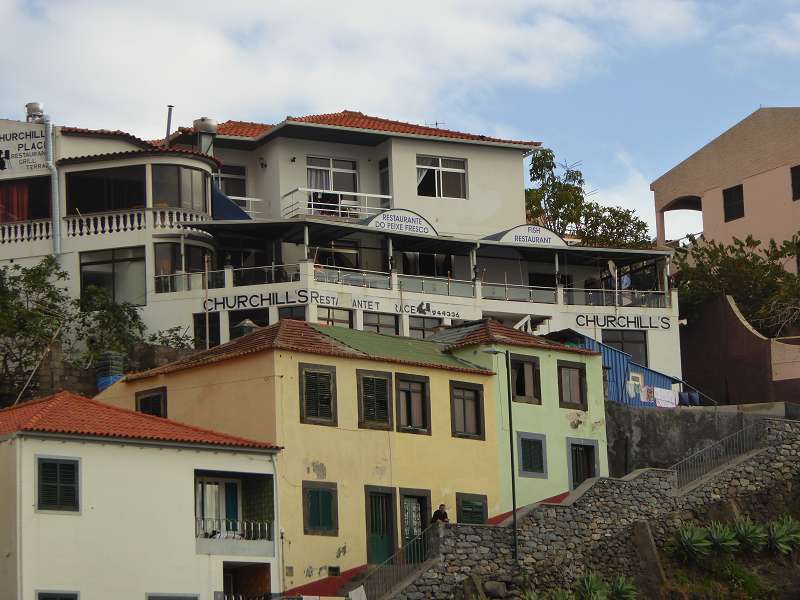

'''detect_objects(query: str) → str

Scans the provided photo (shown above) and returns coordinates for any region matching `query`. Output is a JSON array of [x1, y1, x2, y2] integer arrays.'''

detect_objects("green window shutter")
[[362, 376, 389, 423], [305, 371, 332, 420], [308, 489, 333, 531], [38, 459, 78, 511], [521, 438, 544, 473]]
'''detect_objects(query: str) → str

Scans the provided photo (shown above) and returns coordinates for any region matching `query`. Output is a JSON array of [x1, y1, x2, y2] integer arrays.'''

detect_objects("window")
[[722, 184, 744, 222], [278, 305, 306, 321], [66, 165, 146, 214], [558, 361, 587, 411], [358, 370, 392, 429], [152, 165, 208, 212], [307, 156, 357, 194], [193, 312, 221, 349], [363, 312, 399, 335], [455, 492, 487, 524], [38, 458, 79, 512], [195, 476, 241, 534], [518, 433, 547, 478], [136, 387, 167, 418], [408, 316, 442, 340], [510, 356, 541, 404], [229, 308, 269, 339], [303, 481, 338, 536], [602, 329, 648, 366], [37, 594, 78, 600], [402, 252, 452, 277], [416, 155, 467, 199], [450, 382, 484, 439], [379, 158, 390, 196], [299, 363, 337, 426], [792, 165, 800, 201], [154, 242, 211, 277], [317, 306, 352, 328], [0, 176, 50, 223], [218, 164, 247, 198], [395, 375, 430, 434], [80, 246, 146, 305]]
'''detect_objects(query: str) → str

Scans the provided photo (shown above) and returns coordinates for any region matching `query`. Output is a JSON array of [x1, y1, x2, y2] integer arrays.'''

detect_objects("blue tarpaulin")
[[211, 184, 251, 220]]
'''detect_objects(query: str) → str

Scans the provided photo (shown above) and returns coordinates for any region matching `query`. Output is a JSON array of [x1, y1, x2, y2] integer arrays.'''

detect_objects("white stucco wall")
[[16, 436, 278, 600]]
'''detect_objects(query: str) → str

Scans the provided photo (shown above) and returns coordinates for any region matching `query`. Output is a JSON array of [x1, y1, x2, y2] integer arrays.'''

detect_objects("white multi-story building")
[[0, 103, 681, 380], [0, 391, 281, 599]]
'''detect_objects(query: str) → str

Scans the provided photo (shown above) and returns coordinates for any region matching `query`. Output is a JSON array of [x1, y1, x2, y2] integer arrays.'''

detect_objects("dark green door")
[[571, 443, 596, 489], [367, 491, 394, 564]]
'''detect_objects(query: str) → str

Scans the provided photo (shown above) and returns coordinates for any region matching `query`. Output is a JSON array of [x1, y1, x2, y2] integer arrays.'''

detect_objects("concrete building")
[[652, 107, 800, 272], [0, 391, 281, 599], [96, 318, 610, 594], [0, 103, 682, 382]]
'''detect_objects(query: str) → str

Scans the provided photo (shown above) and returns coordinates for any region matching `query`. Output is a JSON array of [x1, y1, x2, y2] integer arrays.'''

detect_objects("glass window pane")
[[152, 165, 180, 208], [81, 249, 113, 263], [416, 156, 438, 167], [223, 178, 246, 197], [192, 169, 205, 212], [416, 168, 436, 197], [114, 258, 146, 305], [180, 167, 193, 210], [441, 170, 466, 198], [441, 158, 465, 170], [332, 171, 357, 193], [81, 263, 113, 296], [307, 156, 330, 167], [154, 242, 181, 276], [332, 159, 356, 170], [220, 165, 246, 176], [307, 168, 330, 190]]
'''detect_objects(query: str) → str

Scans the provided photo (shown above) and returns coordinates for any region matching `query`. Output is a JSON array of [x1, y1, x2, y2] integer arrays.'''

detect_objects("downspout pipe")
[[45, 117, 61, 256]]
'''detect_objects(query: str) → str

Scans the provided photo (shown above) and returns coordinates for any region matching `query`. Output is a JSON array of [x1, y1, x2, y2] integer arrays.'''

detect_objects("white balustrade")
[[0, 219, 52, 244]]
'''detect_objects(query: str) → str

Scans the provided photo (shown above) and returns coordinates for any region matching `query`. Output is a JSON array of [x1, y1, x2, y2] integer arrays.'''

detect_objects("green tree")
[[527, 149, 652, 248], [675, 233, 800, 336]]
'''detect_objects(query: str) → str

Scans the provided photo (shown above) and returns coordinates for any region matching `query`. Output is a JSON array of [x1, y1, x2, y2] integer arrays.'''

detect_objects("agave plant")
[[574, 572, 608, 600], [733, 518, 767, 554], [548, 591, 575, 600], [766, 516, 800, 555], [706, 521, 740, 555], [777, 515, 800, 548], [606, 575, 637, 600], [669, 523, 712, 564]]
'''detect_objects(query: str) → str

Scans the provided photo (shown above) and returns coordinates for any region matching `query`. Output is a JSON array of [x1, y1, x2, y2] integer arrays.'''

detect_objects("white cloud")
[[0, 0, 704, 139], [721, 12, 800, 57], [589, 151, 703, 240]]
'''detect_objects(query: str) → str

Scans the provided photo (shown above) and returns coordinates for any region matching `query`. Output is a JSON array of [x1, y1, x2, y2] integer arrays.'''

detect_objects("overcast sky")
[[2, 0, 798, 240]]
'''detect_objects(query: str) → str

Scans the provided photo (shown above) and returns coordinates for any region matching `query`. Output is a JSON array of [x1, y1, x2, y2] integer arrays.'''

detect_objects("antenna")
[[425, 120, 446, 128]]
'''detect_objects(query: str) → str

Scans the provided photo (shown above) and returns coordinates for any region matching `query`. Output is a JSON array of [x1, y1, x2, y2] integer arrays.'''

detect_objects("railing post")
[[556, 284, 565, 305], [473, 277, 482, 300], [224, 264, 234, 289]]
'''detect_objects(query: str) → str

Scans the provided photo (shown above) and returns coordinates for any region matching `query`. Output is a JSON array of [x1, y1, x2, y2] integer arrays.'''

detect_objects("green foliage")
[[520, 589, 542, 600], [547, 591, 574, 600], [147, 326, 194, 350], [573, 572, 608, 600], [766, 515, 800, 555], [675, 233, 800, 336], [733, 518, 767, 554], [606, 575, 636, 600], [526, 149, 651, 249], [669, 523, 712, 564], [706, 521, 740, 556], [718, 560, 774, 597]]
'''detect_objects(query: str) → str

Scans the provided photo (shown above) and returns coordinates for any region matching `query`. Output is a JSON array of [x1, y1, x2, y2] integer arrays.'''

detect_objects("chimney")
[[193, 117, 218, 156]]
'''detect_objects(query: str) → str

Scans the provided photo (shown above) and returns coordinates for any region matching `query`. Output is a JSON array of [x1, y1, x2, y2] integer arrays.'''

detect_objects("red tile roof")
[[60, 126, 155, 149], [56, 147, 221, 168], [435, 319, 599, 355], [126, 319, 491, 382], [286, 110, 539, 148], [0, 391, 279, 451], [217, 120, 275, 138]]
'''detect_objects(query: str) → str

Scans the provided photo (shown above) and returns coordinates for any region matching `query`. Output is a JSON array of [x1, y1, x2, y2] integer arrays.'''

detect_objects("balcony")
[[228, 196, 263, 217], [195, 517, 275, 557], [0, 218, 52, 244], [481, 282, 558, 304], [563, 288, 670, 308], [281, 188, 391, 220], [314, 264, 391, 289], [397, 274, 474, 298], [64, 207, 209, 237]]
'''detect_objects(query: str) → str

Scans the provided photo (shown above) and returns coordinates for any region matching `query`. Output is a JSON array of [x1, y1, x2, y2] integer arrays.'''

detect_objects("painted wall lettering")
[[575, 314, 671, 330], [203, 289, 339, 312]]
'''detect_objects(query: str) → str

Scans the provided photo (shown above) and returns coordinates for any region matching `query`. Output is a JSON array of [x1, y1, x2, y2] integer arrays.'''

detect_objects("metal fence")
[[671, 420, 770, 489], [357, 523, 441, 600], [195, 517, 273, 541]]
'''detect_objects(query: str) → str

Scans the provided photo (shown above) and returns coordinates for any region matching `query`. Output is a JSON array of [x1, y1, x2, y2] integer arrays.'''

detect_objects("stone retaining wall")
[[399, 419, 800, 599]]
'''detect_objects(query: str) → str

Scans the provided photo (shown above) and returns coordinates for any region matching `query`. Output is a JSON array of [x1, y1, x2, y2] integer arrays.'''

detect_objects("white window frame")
[[216, 164, 247, 197], [195, 476, 243, 533], [306, 156, 359, 193], [415, 155, 468, 200]]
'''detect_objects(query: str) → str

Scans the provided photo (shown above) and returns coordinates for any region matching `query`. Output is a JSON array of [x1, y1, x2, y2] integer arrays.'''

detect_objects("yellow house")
[[96, 319, 499, 595]]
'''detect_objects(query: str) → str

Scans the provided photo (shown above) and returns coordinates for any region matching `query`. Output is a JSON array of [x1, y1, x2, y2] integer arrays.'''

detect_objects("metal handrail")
[[195, 517, 273, 541], [481, 281, 558, 304], [313, 264, 391, 289], [281, 188, 391, 219], [397, 274, 474, 298], [154, 270, 226, 293], [357, 522, 441, 599], [671, 420, 770, 489], [233, 264, 301, 286], [563, 287, 669, 308]]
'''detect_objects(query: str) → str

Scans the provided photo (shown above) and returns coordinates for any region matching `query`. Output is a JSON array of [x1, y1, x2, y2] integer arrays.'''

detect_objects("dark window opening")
[[193, 312, 221, 349], [66, 165, 145, 214], [229, 308, 269, 339], [152, 164, 208, 212], [79, 246, 146, 305], [363, 312, 399, 335], [136, 387, 167, 418], [602, 329, 648, 367], [38, 458, 79, 512], [396, 376, 430, 433], [570, 442, 597, 489], [0, 176, 50, 223], [408, 316, 442, 340], [278, 305, 306, 321], [792, 165, 800, 201], [317, 306, 352, 328], [722, 184, 744, 222], [511, 357, 541, 404]]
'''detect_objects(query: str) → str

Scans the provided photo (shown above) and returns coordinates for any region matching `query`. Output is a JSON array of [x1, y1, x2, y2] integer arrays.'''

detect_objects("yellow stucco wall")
[[96, 350, 499, 591]]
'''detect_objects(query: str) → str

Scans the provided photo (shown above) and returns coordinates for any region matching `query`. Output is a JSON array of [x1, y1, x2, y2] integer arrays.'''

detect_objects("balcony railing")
[[233, 264, 301, 287], [228, 196, 263, 217], [281, 188, 391, 219], [64, 207, 209, 237], [398, 274, 474, 298], [314, 265, 391, 289], [155, 270, 226, 293], [482, 282, 557, 304], [563, 288, 669, 308], [195, 517, 273, 541], [0, 219, 52, 244]]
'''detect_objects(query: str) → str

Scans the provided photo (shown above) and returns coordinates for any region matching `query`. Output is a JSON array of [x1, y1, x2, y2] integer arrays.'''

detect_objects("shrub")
[[777, 514, 800, 548], [521, 590, 542, 600], [574, 572, 608, 600], [720, 560, 774, 597], [606, 575, 637, 600], [706, 521, 740, 556], [669, 523, 712, 564], [733, 518, 767, 554], [766, 515, 800, 555], [548, 591, 575, 600]]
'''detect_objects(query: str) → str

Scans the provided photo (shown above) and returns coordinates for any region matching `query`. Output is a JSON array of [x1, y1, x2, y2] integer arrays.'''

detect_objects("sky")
[[2, 0, 799, 240]]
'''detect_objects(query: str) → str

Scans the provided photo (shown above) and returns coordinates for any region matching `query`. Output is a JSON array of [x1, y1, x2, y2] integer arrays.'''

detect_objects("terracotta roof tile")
[[216, 120, 275, 138], [432, 319, 599, 355], [56, 147, 221, 168], [0, 391, 278, 451], [60, 126, 156, 149]]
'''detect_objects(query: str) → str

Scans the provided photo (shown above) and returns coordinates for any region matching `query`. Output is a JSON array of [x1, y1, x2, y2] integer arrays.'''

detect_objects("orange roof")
[[217, 120, 275, 138], [56, 147, 220, 168], [0, 391, 278, 451], [60, 126, 155, 149], [126, 319, 491, 382], [432, 319, 599, 355]]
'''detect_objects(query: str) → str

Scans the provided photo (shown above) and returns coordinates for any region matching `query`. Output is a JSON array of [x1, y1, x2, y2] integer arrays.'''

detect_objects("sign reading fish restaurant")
[[366, 209, 438, 236], [493, 224, 567, 247], [0, 122, 48, 176]]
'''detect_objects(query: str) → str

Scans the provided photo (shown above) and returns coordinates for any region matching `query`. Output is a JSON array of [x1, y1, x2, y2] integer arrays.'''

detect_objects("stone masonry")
[[399, 419, 800, 599]]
